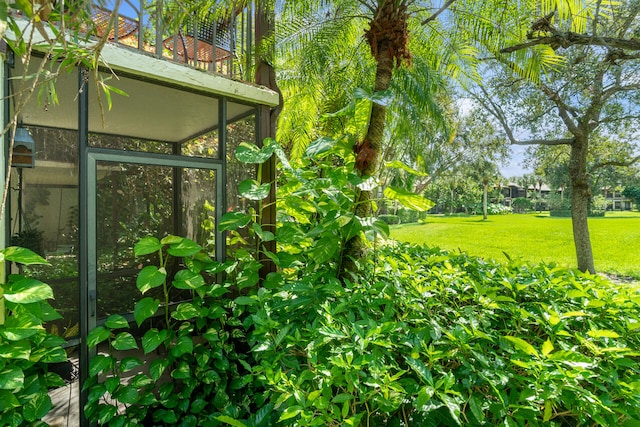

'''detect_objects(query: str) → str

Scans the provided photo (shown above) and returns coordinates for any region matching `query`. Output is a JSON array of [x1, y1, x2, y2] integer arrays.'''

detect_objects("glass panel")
[[225, 115, 256, 253], [95, 161, 217, 319], [88, 133, 173, 154], [226, 115, 255, 211], [10, 127, 80, 340], [181, 130, 219, 159], [182, 167, 218, 253]]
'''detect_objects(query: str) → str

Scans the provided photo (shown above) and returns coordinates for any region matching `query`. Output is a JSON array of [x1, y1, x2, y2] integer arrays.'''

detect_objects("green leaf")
[[215, 415, 248, 427], [541, 339, 554, 357], [171, 302, 200, 320], [587, 329, 620, 339], [171, 336, 193, 358], [0, 390, 21, 411], [1, 312, 43, 340], [142, 328, 168, 354], [22, 392, 52, 422], [134, 237, 161, 256], [236, 270, 259, 290], [235, 141, 274, 164], [310, 236, 338, 265], [112, 332, 138, 351], [279, 406, 302, 422], [39, 346, 67, 363], [98, 404, 117, 425], [304, 136, 336, 158], [87, 326, 111, 348], [385, 160, 429, 177], [38, 300, 63, 321], [234, 296, 256, 306], [543, 400, 553, 422], [89, 354, 114, 376], [120, 357, 143, 372], [172, 270, 206, 290], [149, 358, 168, 381], [440, 393, 461, 426], [468, 395, 484, 423], [0, 366, 23, 389], [219, 212, 252, 231], [167, 238, 202, 257], [105, 314, 129, 330], [4, 278, 53, 303], [503, 336, 539, 357], [136, 266, 167, 294], [252, 223, 275, 242], [0, 340, 30, 360], [1, 246, 48, 265], [238, 179, 271, 200], [354, 87, 393, 106], [332, 393, 355, 403], [405, 357, 434, 385], [161, 235, 183, 245], [361, 217, 390, 239], [134, 297, 159, 327], [383, 186, 434, 212], [115, 385, 139, 405]]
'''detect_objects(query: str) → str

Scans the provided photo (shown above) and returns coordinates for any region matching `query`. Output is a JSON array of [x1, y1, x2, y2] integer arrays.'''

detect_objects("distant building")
[[499, 182, 526, 207], [602, 187, 633, 211]]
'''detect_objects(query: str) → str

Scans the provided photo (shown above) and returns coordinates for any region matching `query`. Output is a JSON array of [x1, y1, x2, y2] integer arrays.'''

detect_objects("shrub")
[[481, 203, 512, 215], [378, 214, 400, 225], [397, 208, 422, 224], [249, 243, 640, 426], [511, 197, 532, 213], [622, 185, 640, 209], [547, 193, 570, 211], [550, 209, 605, 218]]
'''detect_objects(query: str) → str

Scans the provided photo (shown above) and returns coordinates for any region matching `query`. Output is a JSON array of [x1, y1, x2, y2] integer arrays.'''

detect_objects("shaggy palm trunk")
[[569, 137, 596, 273], [340, 0, 410, 277]]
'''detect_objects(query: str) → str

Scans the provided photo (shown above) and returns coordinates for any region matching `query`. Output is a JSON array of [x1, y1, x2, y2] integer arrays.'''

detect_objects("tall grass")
[[390, 211, 640, 279]]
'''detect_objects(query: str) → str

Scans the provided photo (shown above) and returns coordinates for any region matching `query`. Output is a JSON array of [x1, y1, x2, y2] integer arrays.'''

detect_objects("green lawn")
[[390, 211, 640, 279]]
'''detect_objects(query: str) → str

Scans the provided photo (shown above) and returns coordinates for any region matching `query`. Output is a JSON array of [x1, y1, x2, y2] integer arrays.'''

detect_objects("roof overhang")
[[7, 19, 279, 143]]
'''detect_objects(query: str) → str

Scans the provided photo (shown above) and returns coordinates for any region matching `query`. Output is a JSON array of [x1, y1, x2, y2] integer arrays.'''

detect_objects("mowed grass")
[[390, 211, 640, 279]]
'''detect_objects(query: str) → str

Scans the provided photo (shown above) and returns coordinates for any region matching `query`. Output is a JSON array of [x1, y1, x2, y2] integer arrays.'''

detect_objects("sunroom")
[[2, 1, 279, 425]]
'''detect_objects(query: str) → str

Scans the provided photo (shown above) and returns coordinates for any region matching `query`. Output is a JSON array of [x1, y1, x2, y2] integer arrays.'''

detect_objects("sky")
[[457, 97, 532, 179], [500, 145, 532, 179]]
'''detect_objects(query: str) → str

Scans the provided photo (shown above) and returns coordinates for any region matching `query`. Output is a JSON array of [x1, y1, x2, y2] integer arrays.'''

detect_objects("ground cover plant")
[[250, 243, 640, 426], [390, 212, 640, 279]]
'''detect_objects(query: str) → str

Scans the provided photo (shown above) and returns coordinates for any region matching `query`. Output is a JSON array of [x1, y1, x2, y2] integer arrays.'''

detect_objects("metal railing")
[[90, 0, 256, 81]]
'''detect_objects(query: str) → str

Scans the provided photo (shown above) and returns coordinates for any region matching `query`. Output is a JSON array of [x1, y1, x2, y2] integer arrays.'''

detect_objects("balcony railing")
[[89, 0, 256, 81]]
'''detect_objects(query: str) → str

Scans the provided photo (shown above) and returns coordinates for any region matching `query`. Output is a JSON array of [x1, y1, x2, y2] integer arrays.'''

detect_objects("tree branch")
[[602, 83, 640, 103], [512, 138, 575, 146], [421, 0, 455, 26], [598, 114, 640, 124], [538, 83, 581, 135], [501, 33, 640, 54], [592, 154, 640, 170]]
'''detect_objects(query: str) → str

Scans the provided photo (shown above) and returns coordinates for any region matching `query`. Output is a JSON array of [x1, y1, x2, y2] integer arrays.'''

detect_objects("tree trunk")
[[340, 51, 393, 275], [340, 0, 409, 277], [569, 137, 596, 273], [256, 2, 282, 278], [483, 181, 488, 220]]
